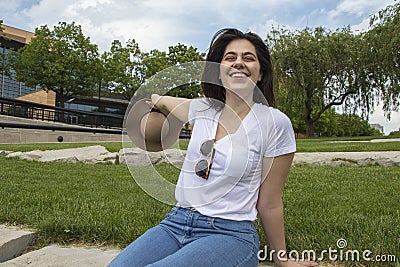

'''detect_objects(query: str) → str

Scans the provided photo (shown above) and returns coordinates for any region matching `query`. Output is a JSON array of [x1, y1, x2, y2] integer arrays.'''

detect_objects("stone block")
[[0, 225, 36, 263]]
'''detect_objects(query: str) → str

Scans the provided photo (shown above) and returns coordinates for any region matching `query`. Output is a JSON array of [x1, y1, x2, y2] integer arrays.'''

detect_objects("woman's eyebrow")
[[243, 51, 257, 57], [223, 51, 237, 56], [223, 51, 257, 57]]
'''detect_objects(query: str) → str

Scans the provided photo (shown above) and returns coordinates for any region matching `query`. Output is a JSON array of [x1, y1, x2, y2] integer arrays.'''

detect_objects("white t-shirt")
[[175, 98, 296, 221]]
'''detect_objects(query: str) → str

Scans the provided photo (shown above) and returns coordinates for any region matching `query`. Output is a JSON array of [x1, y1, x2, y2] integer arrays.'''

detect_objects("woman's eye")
[[244, 57, 255, 61], [224, 57, 235, 61]]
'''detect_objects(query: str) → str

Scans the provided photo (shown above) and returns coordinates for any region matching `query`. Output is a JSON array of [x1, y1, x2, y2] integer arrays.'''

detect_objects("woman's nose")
[[232, 59, 244, 68]]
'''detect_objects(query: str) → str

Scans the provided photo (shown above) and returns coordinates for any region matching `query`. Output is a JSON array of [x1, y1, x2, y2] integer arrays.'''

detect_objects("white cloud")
[[20, 0, 216, 52], [0, 1, 20, 12], [329, 0, 396, 19], [17, 0, 320, 52], [250, 19, 287, 39], [350, 17, 371, 32]]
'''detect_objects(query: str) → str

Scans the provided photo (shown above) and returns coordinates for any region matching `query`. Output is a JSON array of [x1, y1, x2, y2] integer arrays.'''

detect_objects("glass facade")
[[1, 28, 127, 116], [64, 102, 124, 115], [0, 45, 40, 98]]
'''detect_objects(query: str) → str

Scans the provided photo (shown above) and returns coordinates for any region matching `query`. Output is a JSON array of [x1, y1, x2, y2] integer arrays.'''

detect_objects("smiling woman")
[[112, 28, 318, 267], [219, 39, 263, 98]]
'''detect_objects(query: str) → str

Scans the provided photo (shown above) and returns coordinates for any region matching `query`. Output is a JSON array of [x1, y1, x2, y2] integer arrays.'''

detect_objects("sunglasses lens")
[[200, 140, 214, 156], [195, 159, 209, 178]]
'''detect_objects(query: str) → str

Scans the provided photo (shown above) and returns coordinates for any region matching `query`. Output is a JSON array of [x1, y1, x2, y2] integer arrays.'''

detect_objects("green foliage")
[[103, 41, 205, 100], [141, 43, 205, 99], [102, 39, 142, 100], [313, 108, 382, 137], [389, 130, 400, 137], [165, 44, 205, 98], [367, 2, 400, 117], [269, 26, 378, 137], [271, 3, 400, 137], [10, 22, 100, 107]]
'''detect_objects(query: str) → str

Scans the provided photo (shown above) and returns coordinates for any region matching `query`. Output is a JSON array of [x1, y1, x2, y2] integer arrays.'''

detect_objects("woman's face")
[[220, 39, 262, 94]]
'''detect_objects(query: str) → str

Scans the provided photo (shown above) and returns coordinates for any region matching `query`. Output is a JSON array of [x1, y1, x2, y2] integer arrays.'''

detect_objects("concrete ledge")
[[0, 115, 121, 144], [0, 245, 120, 267], [0, 225, 36, 263]]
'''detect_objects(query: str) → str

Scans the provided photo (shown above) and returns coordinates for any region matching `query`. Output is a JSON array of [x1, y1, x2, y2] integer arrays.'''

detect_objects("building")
[[370, 123, 384, 134], [0, 23, 128, 116], [0, 24, 43, 100]]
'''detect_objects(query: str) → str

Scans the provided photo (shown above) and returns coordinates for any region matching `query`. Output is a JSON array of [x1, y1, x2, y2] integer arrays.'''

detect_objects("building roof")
[[1, 24, 34, 44]]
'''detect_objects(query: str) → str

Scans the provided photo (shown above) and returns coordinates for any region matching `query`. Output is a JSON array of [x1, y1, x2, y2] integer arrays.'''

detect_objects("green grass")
[[279, 165, 400, 266], [0, 136, 399, 153], [0, 157, 171, 247], [0, 157, 399, 266], [295, 138, 400, 152], [0, 140, 189, 153]]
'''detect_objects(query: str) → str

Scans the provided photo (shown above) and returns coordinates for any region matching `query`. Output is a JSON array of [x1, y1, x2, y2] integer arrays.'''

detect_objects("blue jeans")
[[108, 206, 260, 267]]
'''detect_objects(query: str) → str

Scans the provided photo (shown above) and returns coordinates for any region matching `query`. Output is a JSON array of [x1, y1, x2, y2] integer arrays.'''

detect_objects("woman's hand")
[[277, 259, 319, 267], [150, 94, 163, 109]]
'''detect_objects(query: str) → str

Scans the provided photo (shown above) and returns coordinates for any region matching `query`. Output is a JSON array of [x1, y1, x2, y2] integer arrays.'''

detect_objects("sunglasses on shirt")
[[194, 139, 216, 179]]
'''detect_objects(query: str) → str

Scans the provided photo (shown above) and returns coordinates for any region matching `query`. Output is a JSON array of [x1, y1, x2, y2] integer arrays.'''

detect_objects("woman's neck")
[[224, 91, 254, 119]]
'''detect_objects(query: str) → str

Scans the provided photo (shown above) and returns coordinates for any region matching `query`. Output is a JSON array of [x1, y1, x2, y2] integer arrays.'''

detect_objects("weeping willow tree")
[[268, 27, 371, 136]]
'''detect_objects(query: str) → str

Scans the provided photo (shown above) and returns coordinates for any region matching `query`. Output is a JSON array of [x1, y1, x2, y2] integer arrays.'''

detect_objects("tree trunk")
[[306, 118, 315, 137]]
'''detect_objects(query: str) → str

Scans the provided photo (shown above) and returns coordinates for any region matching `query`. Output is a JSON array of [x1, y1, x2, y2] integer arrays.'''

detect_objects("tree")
[[135, 43, 205, 99], [313, 108, 380, 137], [367, 2, 400, 117], [165, 43, 205, 98], [102, 39, 142, 100], [268, 27, 379, 137], [142, 43, 205, 98], [103, 41, 204, 100], [11, 21, 100, 107]]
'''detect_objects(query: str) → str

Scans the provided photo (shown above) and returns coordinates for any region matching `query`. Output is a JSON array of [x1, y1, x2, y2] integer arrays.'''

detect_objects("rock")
[[6, 146, 117, 164], [0, 151, 13, 157], [293, 151, 400, 167], [0, 225, 36, 263], [119, 147, 186, 166], [4, 145, 399, 167]]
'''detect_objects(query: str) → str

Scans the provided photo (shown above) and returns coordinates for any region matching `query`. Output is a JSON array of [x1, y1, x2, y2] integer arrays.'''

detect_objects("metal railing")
[[0, 96, 192, 138], [0, 96, 124, 129]]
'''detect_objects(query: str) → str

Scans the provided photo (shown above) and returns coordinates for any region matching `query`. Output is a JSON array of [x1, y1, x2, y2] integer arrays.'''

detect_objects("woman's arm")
[[257, 153, 318, 267], [150, 94, 191, 123], [138, 94, 192, 146]]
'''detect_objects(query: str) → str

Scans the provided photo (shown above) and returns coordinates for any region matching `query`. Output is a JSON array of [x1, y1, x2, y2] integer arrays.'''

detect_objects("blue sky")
[[1, 0, 399, 134]]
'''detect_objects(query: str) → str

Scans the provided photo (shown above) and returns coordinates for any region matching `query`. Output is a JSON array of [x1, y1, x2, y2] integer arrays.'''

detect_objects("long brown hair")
[[201, 28, 275, 109]]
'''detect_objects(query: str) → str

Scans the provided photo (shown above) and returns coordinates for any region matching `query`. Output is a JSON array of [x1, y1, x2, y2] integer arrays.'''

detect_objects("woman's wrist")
[[151, 94, 163, 110], [273, 250, 289, 267]]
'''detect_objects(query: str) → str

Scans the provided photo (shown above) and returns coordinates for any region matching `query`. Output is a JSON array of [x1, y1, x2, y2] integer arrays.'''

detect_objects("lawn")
[[0, 136, 400, 152], [0, 155, 399, 266]]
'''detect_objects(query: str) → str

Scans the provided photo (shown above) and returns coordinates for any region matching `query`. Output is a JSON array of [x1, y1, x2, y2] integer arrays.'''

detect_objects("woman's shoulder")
[[190, 97, 209, 109], [253, 104, 293, 127], [188, 97, 218, 124]]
